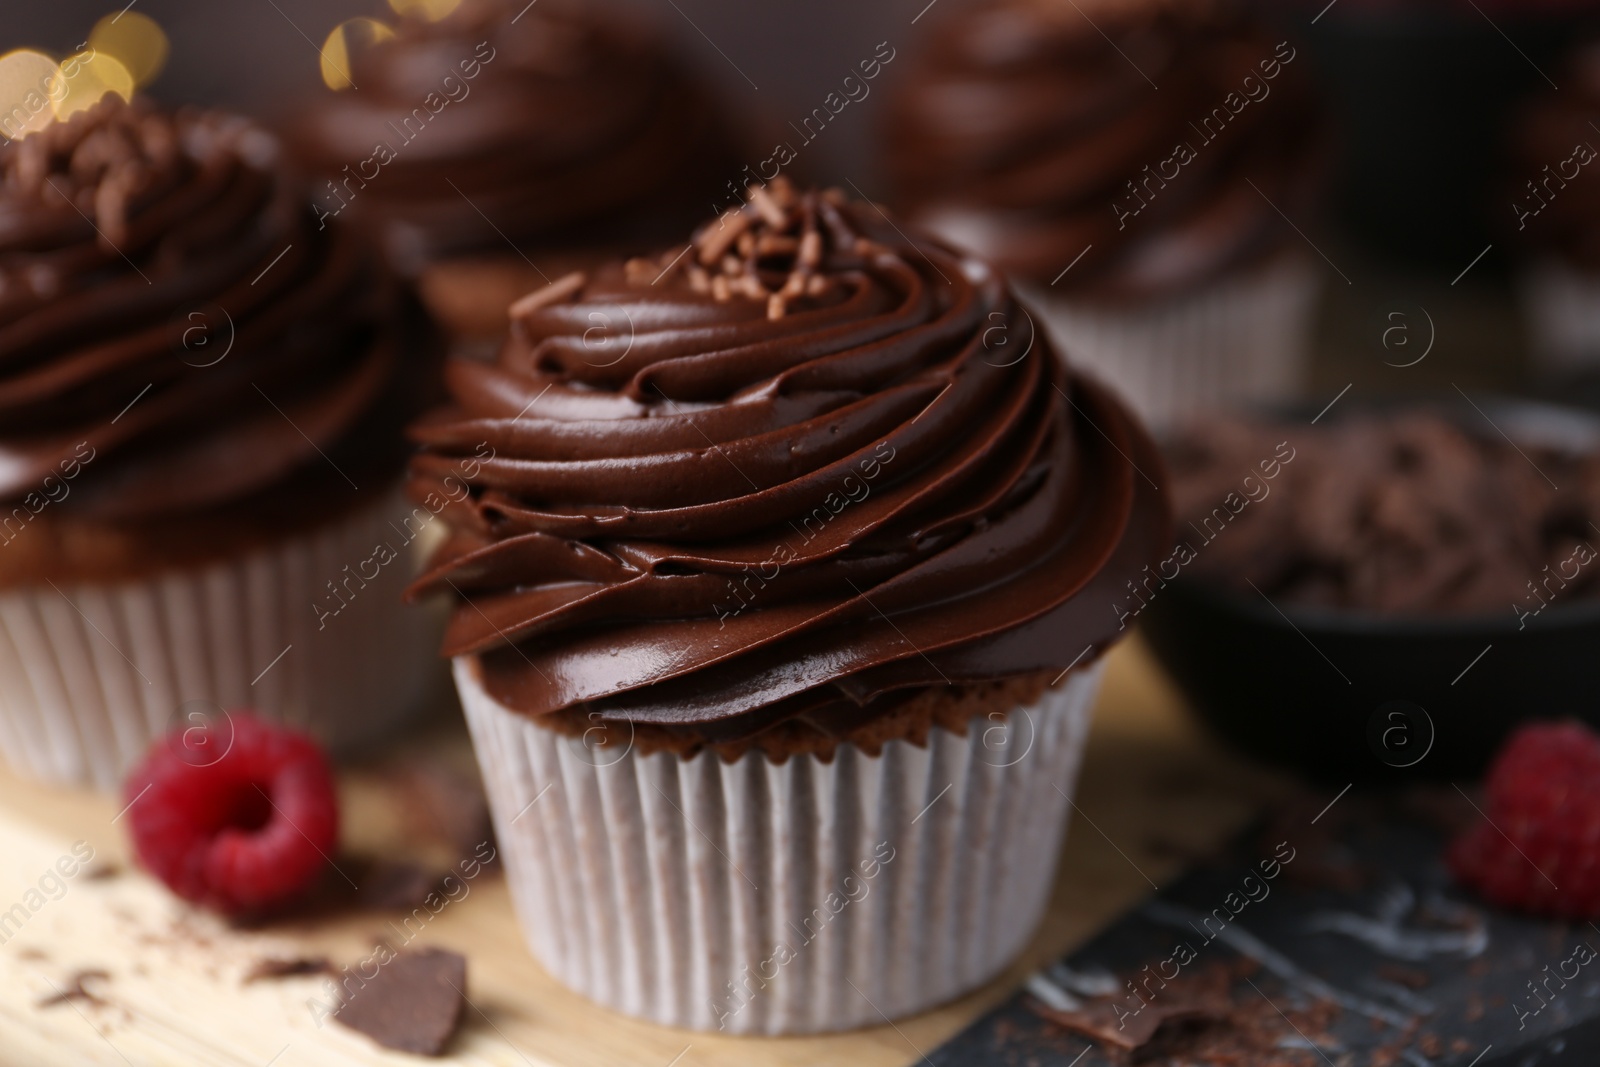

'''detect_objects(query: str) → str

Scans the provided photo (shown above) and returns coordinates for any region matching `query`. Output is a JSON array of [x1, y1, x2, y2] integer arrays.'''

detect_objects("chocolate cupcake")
[[407, 181, 1168, 1032], [884, 0, 1326, 426], [284, 0, 737, 345], [1509, 40, 1600, 372], [0, 97, 440, 789]]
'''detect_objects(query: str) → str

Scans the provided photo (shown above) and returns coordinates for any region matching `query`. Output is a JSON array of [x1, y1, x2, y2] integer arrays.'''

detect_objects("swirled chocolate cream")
[[284, 0, 738, 340], [883, 0, 1325, 298], [407, 181, 1170, 757], [0, 97, 426, 584]]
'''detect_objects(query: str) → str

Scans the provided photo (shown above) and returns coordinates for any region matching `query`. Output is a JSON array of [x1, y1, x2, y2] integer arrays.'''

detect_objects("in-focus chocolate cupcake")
[[884, 0, 1326, 426], [1509, 40, 1600, 373], [284, 0, 738, 345], [406, 180, 1169, 1032], [0, 96, 440, 790]]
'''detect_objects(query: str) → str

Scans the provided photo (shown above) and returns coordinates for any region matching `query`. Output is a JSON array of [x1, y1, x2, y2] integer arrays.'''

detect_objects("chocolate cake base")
[[534, 670, 1055, 762]]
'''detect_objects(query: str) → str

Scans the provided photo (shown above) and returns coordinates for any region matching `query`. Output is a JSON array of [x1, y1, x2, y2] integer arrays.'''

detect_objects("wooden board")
[[0, 637, 1293, 1067]]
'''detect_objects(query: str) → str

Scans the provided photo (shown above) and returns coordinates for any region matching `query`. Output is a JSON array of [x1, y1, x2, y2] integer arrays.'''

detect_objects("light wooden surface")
[[0, 637, 1291, 1067]]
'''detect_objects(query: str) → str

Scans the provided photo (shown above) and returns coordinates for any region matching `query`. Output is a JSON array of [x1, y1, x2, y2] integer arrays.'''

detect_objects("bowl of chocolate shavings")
[[1140, 395, 1600, 782]]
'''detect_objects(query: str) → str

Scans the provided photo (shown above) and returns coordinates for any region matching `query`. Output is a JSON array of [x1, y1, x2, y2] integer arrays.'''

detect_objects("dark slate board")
[[926, 794, 1600, 1066]]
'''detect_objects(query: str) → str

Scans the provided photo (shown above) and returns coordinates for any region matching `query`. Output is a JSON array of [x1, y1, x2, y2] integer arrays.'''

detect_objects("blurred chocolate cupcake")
[[884, 0, 1327, 426], [0, 97, 440, 789], [1509, 40, 1600, 373], [284, 0, 738, 345], [406, 181, 1169, 1032]]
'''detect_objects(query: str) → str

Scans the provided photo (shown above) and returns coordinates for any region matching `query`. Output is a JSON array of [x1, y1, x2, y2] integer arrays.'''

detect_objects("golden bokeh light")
[[320, 18, 394, 91], [0, 50, 63, 141], [388, 0, 464, 22], [54, 51, 135, 119], [89, 11, 170, 88]]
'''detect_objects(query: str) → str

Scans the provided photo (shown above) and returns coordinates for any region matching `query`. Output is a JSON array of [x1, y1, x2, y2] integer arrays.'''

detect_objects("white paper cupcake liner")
[[1520, 260, 1600, 373], [455, 655, 1103, 1035], [0, 488, 444, 791], [1017, 256, 1321, 429]]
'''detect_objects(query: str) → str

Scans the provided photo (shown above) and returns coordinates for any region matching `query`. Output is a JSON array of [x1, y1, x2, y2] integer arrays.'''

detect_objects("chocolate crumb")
[[243, 956, 334, 983], [1377, 964, 1432, 990], [334, 948, 467, 1056], [1030, 960, 1340, 1061], [1033, 995, 1225, 1051], [83, 864, 121, 881], [36, 969, 110, 1009]]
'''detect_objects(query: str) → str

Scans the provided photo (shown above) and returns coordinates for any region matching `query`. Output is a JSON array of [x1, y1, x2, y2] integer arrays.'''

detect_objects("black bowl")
[[1142, 580, 1600, 784], [1141, 397, 1600, 784]]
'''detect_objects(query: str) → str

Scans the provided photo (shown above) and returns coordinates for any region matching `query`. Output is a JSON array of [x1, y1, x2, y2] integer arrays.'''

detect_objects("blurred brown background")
[[6, 0, 903, 187], [12, 0, 1599, 400]]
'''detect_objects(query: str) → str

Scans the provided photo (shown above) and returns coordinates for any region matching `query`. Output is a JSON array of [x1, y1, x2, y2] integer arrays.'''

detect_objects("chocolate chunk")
[[334, 948, 466, 1056]]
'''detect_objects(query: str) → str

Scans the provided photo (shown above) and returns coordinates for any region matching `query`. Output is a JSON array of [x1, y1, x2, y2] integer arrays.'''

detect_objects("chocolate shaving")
[[1029, 961, 1343, 1063], [667, 178, 854, 318], [508, 270, 586, 321], [799, 229, 823, 270], [243, 956, 335, 983], [1033, 995, 1227, 1051], [36, 969, 110, 1009], [757, 233, 798, 256], [696, 207, 751, 265], [748, 183, 788, 228], [1166, 412, 1600, 615], [1377, 964, 1432, 990], [623, 257, 657, 285]]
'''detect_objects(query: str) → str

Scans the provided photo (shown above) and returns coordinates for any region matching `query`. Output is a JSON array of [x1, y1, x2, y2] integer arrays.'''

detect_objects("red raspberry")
[[1448, 721, 1600, 919], [123, 712, 339, 916]]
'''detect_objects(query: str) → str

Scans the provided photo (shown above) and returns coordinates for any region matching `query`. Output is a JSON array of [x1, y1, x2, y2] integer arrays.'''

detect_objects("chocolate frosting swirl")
[[0, 97, 408, 521], [285, 0, 734, 269], [408, 182, 1168, 738], [1510, 41, 1600, 267], [884, 0, 1324, 296]]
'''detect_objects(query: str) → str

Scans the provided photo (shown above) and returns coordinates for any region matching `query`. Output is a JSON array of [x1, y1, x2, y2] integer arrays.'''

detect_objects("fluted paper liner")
[[1020, 256, 1320, 429], [456, 655, 1103, 1034], [0, 489, 443, 790], [1521, 260, 1600, 373]]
